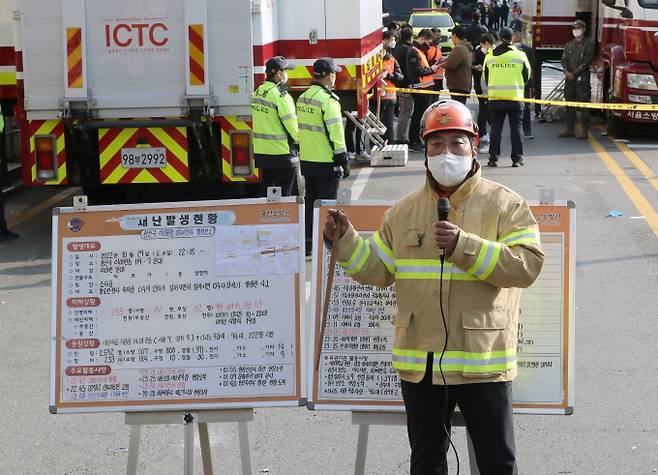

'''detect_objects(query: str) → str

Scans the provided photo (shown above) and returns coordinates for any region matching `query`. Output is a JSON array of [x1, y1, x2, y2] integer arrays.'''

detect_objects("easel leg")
[[354, 424, 370, 475], [126, 425, 141, 475], [466, 430, 481, 475], [183, 415, 195, 475], [238, 421, 252, 475], [198, 422, 213, 475]]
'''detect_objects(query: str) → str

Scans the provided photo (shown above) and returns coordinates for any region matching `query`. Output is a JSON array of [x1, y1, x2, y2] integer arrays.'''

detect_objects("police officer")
[[297, 57, 349, 256], [559, 20, 595, 139], [251, 56, 298, 197], [0, 109, 19, 242], [484, 27, 530, 167]]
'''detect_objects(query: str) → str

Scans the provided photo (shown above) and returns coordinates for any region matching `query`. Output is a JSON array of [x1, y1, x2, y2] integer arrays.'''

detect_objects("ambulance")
[[9, 0, 383, 197]]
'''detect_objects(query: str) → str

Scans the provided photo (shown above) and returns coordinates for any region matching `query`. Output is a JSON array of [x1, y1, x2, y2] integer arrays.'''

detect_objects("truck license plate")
[[120, 147, 167, 168]]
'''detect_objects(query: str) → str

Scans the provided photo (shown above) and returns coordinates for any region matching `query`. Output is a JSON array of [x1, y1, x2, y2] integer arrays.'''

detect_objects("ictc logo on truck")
[[104, 21, 169, 49]]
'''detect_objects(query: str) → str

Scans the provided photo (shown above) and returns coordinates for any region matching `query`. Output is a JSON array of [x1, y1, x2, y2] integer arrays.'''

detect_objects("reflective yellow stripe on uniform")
[[392, 347, 516, 374], [371, 231, 394, 273], [499, 229, 541, 247], [338, 236, 371, 275], [394, 259, 479, 281], [467, 241, 502, 280]]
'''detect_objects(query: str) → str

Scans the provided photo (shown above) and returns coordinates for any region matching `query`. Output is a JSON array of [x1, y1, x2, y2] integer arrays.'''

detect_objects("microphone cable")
[[439, 250, 460, 474]]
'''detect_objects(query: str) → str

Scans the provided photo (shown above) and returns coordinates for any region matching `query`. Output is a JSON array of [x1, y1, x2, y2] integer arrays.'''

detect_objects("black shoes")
[[487, 156, 498, 167]]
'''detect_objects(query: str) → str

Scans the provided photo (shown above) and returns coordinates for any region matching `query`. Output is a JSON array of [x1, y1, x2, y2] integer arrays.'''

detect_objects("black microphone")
[[437, 198, 450, 263]]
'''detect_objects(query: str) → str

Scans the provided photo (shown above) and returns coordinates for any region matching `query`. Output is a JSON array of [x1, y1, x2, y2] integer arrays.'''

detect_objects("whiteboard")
[[308, 200, 575, 415], [50, 197, 306, 414]]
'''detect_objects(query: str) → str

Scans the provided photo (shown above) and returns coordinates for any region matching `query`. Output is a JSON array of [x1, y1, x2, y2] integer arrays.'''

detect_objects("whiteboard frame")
[[307, 199, 576, 415], [50, 196, 307, 414]]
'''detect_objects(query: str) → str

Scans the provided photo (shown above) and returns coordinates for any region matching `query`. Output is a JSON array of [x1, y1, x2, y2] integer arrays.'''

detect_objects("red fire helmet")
[[420, 99, 479, 146]]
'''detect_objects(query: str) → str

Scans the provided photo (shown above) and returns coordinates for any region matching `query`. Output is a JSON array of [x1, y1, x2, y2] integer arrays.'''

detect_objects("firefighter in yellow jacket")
[[323, 100, 544, 474]]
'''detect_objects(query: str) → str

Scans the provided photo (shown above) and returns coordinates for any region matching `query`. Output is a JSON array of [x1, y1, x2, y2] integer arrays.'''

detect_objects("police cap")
[[265, 56, 295, 74], [313, 57, 342, 77]]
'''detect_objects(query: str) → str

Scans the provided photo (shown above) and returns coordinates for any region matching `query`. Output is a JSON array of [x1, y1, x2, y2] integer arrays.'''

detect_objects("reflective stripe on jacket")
[[410, 47, 434, 89], [296, 84, 346, 163], [336, 167, 545, 385], [381, 57, 397, 101], [427, 45, 444, 81], [484, 47, 530, 102], [251, 81, 299, 156]]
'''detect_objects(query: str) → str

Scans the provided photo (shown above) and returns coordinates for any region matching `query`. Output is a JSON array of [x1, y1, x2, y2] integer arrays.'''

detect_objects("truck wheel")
[[605, 111, 628, 139]]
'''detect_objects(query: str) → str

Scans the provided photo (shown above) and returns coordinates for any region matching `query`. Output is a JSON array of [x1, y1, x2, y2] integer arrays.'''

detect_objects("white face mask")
[[573, 29, 583, 38], [427, 153, 472, 187], [481, 46, 489, 53], [388, 40, 396, 50], [279, 71, 289, 85]]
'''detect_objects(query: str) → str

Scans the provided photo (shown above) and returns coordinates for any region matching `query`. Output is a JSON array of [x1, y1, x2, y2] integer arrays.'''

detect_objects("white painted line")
[[628, 144, 658, 150], [306, 281, 311, 301], [350, 166, 373, 201]]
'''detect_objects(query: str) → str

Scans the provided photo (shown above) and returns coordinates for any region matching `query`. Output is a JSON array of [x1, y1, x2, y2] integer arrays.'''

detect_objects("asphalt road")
[[1, 111, 657, 474]]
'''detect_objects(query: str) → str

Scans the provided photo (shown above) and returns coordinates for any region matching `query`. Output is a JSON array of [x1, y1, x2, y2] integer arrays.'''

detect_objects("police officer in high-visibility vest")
[[0, 109, 19, 242], [297, 57, 349, 256], [251, 56, 299, 197], [484, 27, 530, 168]]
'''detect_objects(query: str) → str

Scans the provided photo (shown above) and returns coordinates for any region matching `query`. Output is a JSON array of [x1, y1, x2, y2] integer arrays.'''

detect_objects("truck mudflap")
[[26, 119, 68, 186], [97, 126, 190, 184]]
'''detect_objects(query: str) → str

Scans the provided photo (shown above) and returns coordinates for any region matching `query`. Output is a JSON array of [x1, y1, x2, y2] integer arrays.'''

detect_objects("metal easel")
[[125, 409, 254, 475], [351, 411, 480, 475]]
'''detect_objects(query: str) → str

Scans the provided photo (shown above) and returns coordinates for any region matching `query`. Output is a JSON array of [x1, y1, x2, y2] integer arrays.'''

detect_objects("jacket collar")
[[424, 162, 481, 205]]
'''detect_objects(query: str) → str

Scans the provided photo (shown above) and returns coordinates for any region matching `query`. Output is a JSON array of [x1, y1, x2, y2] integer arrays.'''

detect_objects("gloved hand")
[[342, 161, 350, 179], [333, 152, 350, 179]]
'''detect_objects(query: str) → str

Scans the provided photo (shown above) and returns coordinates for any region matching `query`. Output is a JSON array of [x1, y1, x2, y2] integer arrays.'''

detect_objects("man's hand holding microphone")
[[435, 197, 460, 262]]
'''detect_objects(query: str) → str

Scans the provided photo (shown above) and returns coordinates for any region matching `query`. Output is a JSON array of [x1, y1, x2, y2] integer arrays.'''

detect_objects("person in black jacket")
[[513, 29, 534, 139], [472, 33, 495, 144], [407, 29, 439, 151], [500, 0, 510, 28], [466, 12, 489, 48], [393, 27, 415, 144]]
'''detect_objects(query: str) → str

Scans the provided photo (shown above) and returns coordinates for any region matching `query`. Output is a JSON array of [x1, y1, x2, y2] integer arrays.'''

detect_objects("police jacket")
[[484, 44, 530, 111], [251, 80, 299, 169], [336, 165, 545, 385], [296, 82, 347, 177]]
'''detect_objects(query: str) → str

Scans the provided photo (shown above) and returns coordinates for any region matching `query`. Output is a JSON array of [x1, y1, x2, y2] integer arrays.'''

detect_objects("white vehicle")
[[12, 0, 383, 195]]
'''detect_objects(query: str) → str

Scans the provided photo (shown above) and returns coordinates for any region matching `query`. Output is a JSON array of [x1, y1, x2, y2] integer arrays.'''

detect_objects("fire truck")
[[1, 0, 19, 180], [523, 0, 658, 136], [8, 0, 383, 199]]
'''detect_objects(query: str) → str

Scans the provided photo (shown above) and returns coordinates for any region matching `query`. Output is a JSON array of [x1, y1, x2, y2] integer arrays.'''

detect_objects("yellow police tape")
[[388, 87, 658, 112]]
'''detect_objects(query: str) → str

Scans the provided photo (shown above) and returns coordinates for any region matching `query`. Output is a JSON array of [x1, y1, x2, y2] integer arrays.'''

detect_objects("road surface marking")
[[627, 143, 658, 150], [610, 140, 658, 195], [350, 166, 373, 201], [588, 135, 658, 239], [7, 188, 78, 228]]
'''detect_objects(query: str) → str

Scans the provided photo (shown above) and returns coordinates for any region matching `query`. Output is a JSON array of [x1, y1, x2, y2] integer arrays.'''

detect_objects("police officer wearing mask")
[[323, 100, 544, 474], [297, 57, 349, 256], [251, 56, 299, 197], [559, 20, 595, 139]]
